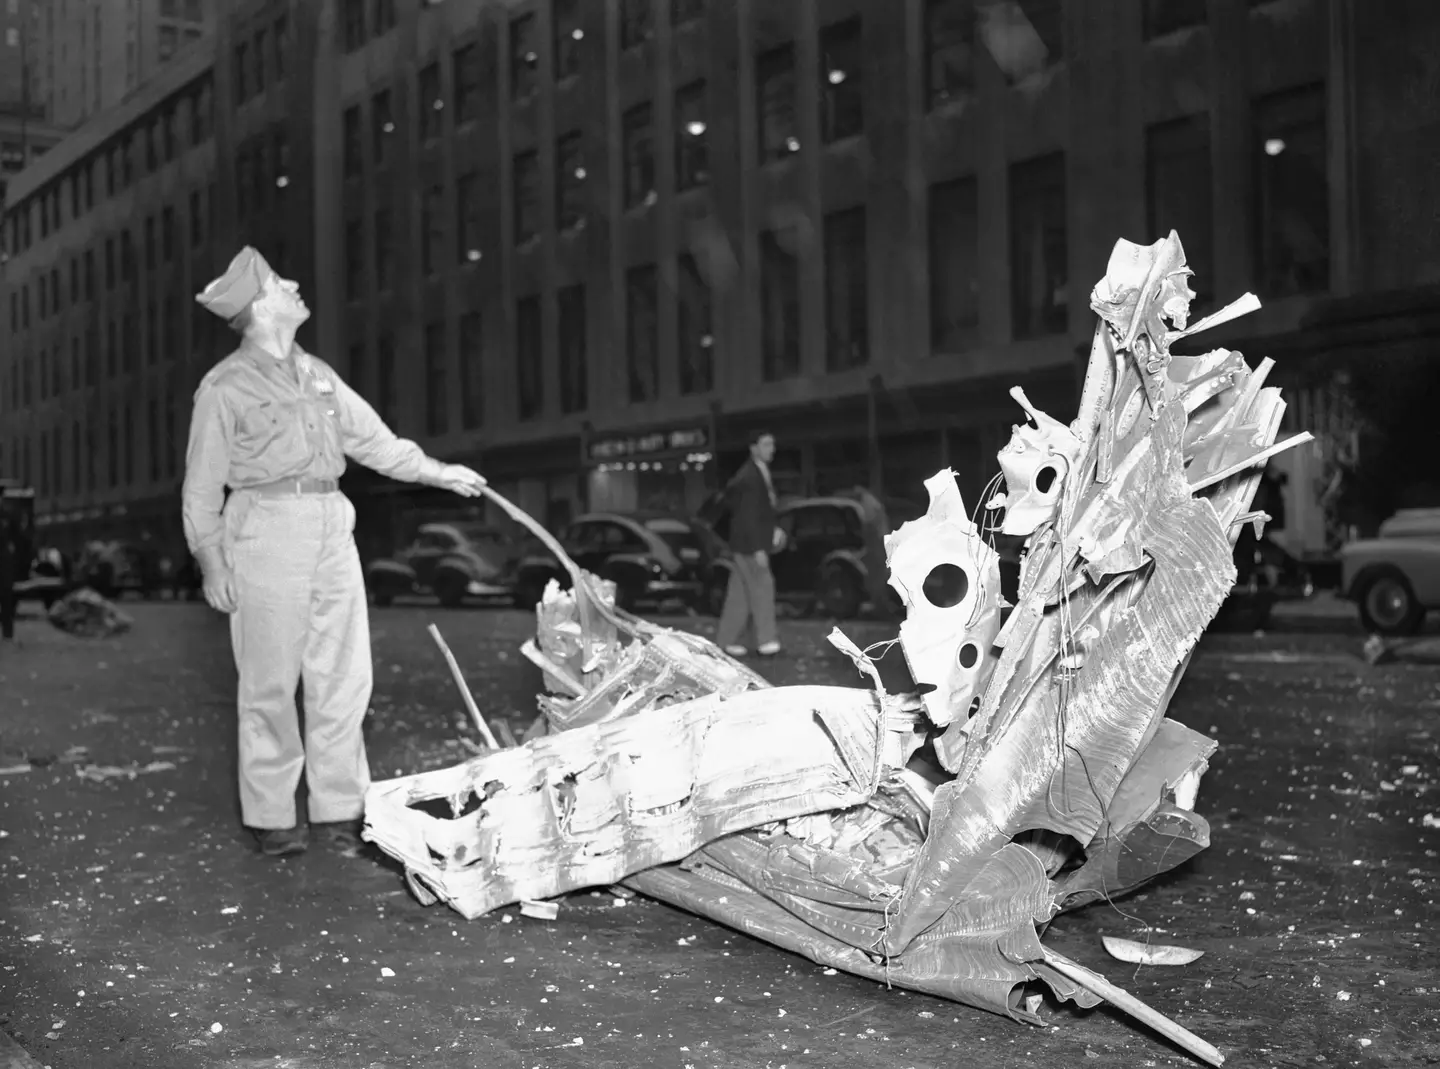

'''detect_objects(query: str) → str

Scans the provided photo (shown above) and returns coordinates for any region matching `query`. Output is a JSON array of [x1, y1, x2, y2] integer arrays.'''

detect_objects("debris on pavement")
[[363, 231, 1310, 1064], [75, 760, 178, 782], [1102, 935, 1206, 966], [519, 899, 559, 920], [47, 587, 134, 638]]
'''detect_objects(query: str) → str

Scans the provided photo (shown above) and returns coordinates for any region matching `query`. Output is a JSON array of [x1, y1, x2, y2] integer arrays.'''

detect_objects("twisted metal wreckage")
[[362, 232, 1313, 1065]]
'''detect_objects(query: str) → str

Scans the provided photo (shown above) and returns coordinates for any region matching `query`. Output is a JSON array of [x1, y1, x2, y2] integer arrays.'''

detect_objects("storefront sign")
[[587, 426, 709, 464]]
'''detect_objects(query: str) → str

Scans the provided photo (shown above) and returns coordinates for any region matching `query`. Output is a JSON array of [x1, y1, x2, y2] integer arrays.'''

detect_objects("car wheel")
[[704, 572, 730, 617], [41, 593, 57, 611], [512, 576, 546, 611], [816, 564, 863, 620], [1356, 567, 1424, 636], [436, 571, 468, 609]]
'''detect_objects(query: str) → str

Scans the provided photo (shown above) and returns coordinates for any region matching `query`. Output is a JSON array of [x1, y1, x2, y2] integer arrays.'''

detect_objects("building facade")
[[3, 0, 1439, 564], [34, 0, 213, 130]]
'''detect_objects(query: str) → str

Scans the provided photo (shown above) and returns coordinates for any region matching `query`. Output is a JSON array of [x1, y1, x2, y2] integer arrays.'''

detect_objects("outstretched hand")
[[434, 463, 487, 498]]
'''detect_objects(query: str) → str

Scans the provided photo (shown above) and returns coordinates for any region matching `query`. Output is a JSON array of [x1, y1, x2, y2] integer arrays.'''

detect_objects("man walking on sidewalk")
[[184, 246, 487, 858], [716, 430, 782, 658]]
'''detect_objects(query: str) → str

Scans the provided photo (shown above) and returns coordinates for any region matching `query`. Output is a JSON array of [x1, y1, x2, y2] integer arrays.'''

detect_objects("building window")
[[554, 0, 582, 81], [621, 0, 653, 49], [162, 206, 175, 261], [254, 29, 268, 90], [673, 0, 704, 25], [419, 62, 443, 142], [558, 284, 587, 414], [342, 105, 363, 176], [273, 131, 289, 190], [194, 80, 212, 142], [84, 327, 97, 387], [823, 207, 868, 371], [1142, 0, 1207, 39], [38, 276, 47, 321], [994, 0, 1064, 84], [188, 190, 203, 247], [626, 266, 658, 403], [124, 312, 139, 371], [348, 341, 366, 396], [273, 14, 288, 79], [424, 322, 448, 437], [453, 43, 482, 124], [371, 89, 394, 168], [1009, 152, 1068, 339], [72, 422, 81, 490], [924, 0, 974, 108], [69, 259, 78, 303], [459, 311, 484, 429], [376, 333, 396, 426], [456, 172, 482, 264], [757, 45, 798, 161], [148, 397, 160, 480], [928, 175, 979, 352], [556, 133, 586, 232], [622, 103, 655, 208], [147, 302, 159, 364], [165, 294, 180, 362], [123, 406, 134, 484], [234, 42, 249, 101], [1146, 114, 1213, 305], [159, 25, 178, 61], [513, 151, 540, 244], [342, 0, 366, 51], [374, 208, 394, 291], [675, 80, 709, 189], [106, 320, 117, 377], [510, 14, 539, 100], [421, 185, 445, 276], [677, 253, 713, 395], [345, 219, 365, 300], [374, 0, 397, 34], [105, 237, 115, 289], [1254, 83, 1328, 297], [760, 229, 801, 381], [516, 295, 543, 420], [820, 19, 863, 143]]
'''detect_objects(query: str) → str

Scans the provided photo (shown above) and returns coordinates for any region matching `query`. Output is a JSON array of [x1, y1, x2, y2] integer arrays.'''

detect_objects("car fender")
[[435, 552, 485, 580], [1341, 539, 1440, 607], [367, 559, 417, 586], [605, 553, 660, 580]]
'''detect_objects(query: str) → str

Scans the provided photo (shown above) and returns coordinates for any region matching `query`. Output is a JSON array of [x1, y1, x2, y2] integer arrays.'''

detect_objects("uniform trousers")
[[224, 490, 371, 829]]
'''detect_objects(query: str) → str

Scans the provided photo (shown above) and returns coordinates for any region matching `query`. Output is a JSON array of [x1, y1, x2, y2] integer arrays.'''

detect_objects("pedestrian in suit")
[[716, 430, 782, 658], [184, 247, 487, 858]]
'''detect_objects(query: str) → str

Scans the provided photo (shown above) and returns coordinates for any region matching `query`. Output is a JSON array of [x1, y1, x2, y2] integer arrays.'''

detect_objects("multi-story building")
[[4, 0, 1439, 565], [1, 0, 65, 204], [34, 0, 213, 130]]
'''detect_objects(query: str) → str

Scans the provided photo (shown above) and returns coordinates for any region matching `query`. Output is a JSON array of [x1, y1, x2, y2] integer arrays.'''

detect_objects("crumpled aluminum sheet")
[[363, 230, 1311, 1029]]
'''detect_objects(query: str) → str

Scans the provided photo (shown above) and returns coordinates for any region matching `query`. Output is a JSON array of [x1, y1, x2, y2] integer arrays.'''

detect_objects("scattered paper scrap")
[[76, 761, 178, 782], [0, 764, 33, 776], [520, 899, 560, 921], [210, 1022, 223, 1034], [380, 967, 395, 978], [1102, 936, 1205, 966]]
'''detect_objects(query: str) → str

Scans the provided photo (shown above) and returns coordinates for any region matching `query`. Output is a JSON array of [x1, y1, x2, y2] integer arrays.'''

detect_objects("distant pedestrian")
[[716, 430, 782, 658], [0, 505, 18, 642], [184, 246, 487, 859]]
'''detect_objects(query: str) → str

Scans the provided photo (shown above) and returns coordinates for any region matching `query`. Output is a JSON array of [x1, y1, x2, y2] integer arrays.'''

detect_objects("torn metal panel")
[[363, 685, 924, 919]]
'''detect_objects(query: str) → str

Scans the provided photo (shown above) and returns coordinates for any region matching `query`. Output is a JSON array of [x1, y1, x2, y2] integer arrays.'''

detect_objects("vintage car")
[[74, 540, 167, 600], [366, 522, 521, 608], [512, 512, 718, 612], [702, 492, 921, 620], [1339, 507, 1440, 635]]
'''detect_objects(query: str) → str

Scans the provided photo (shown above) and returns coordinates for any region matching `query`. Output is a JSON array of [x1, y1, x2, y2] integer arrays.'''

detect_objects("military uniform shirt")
[[182, 340, 440, 554]]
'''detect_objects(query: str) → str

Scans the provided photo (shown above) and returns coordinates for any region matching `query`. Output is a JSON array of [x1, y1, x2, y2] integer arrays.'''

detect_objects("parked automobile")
[[701, 491, 917, 620], [1339, 507, 1440, 635], [1215, 526, 1314, 631], [74, 540, 166, 600], [512, 512, 719, 612], [12, 547, 73, 610], [366, 522, 522, 608]]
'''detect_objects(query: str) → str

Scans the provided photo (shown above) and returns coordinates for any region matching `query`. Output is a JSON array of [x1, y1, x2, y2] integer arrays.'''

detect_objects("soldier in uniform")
[[183, 247, 486, 858]]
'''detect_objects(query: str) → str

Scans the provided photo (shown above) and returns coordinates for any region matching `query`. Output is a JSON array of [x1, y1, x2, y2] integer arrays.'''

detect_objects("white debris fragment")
[[220, 906, 239, 915], [1238, 891, 1255, 901], [1336, 991, 1351, 1001], [1101, 936, 1205, 966], [1422, 814, 1440, 829], [210, 1022, 223, 1033], [1359, 1038, 1372, 1048], [520, 900, 560, 921], [380, 967, 395, 978]]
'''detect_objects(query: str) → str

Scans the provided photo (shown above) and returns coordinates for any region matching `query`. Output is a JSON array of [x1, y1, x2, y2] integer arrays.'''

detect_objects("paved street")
[[0, 600, 1436, 1069]]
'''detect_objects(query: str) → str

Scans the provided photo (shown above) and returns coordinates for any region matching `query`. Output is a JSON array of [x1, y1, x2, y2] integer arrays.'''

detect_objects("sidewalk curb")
[[0, 1030, 44, 1069]]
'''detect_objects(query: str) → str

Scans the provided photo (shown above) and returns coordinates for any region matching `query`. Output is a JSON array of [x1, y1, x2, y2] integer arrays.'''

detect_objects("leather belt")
[[249, 477, 339, 497]]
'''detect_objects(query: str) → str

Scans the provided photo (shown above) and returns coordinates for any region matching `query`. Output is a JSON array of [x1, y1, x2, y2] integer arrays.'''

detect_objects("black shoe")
[[253, 826, 308, 858], [312, 818, 365, 853]]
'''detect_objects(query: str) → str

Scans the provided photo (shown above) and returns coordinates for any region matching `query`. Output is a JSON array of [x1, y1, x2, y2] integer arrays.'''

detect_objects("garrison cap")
[[195, 246, 273, 319]]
